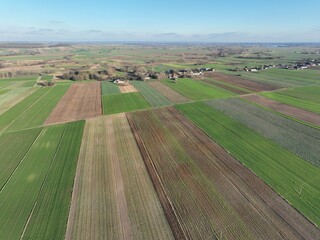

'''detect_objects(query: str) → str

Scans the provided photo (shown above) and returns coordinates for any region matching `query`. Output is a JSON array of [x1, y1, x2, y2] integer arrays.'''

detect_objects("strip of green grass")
[[4, 85, 69, 132], [162, 78, 235, 100], [0, 128, 42, 189], [176, 102, 320, 226], [22, 121, 85, 240], [131, 81, 172, 107], [101, 81, 120, 95], [102, 92, 151, 114], [0, 125, 66, 239], [262, 86, 320, 114]]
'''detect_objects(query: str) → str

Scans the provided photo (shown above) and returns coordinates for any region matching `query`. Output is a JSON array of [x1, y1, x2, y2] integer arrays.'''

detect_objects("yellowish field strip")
[[66, 114, 173, 240]]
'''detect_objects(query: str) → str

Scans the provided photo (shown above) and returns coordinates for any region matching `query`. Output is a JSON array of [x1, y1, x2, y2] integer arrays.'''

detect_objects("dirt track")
[[45, 82, 102, 124], [243, 94, 320, 126], [127, 107, 320, 239], [205, 72, 281, 92]]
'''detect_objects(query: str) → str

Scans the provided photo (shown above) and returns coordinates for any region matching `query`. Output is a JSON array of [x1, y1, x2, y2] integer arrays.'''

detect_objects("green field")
[[102, 92, 151, 114], [101, 81, 120, 95], [131, 81, 172, 107], [176, 102, 320, 226], [22, 121, 84, 240], [262, 85, 320, 114], [0, 125, 66, 239], [0, 128, 42, 189], [162, 78, 235, 100], [0, 85, 69, 132]]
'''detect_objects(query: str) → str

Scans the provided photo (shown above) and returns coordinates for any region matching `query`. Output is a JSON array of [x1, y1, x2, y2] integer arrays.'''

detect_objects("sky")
[[0, 0, 319, 42]]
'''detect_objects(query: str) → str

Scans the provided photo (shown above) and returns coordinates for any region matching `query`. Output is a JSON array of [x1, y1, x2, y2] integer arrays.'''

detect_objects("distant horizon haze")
[[1, 0, 319, 42]]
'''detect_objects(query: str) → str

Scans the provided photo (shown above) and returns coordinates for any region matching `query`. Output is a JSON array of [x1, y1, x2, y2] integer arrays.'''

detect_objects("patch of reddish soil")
[[45, 82, 102, 124], [243, 94, 320, 126], [205, 72, 281, 92]]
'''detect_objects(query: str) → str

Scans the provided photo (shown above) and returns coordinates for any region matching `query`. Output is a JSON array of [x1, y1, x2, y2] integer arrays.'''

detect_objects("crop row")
[[66, 115, 173, 240], [176, 102, 320, 226], [161, 78, 235, 100], [127, 107, 320, 239], [102, 92, 151, 115]]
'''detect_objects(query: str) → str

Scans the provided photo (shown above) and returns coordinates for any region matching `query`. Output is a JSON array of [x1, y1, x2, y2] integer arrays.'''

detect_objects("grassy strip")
[[176, 102, 320, 226], [131, 81, 172, 107], [162, 78, 235, 100], [5, 85, 69, 131], [101, 81, 120, 95], [0, 128, 42, 189], [102, 92, 151, 115], [0, 125, 66, 239], [22, 121, 85, 240]]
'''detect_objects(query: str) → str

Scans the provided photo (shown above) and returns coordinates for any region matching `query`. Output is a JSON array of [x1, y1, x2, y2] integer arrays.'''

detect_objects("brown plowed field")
[[119, 84, 138, 93], [65, 114, 173, 240], [201, 78, 248, 94], [243, 94, 320, 126], [147, 81, 189, 103], [205, 72, 281, 92], [44, 82, 102, 124], [127, 107, 320, 240]]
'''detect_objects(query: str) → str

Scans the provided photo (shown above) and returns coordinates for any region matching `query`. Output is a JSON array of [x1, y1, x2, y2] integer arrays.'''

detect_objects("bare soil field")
[[127, 107, 320, 240], [205, 72, 281, 92], [119, 84, 138, 93], [243, 94, 320, 126], [65, 114, 173, 240], [201, 78, 248, 94], [147, 81, 189, 103], [45, 82, 102, 124]]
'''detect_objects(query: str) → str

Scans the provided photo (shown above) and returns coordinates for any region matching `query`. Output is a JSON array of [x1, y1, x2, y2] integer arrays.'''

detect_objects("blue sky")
[[0, 0, 319, 42]]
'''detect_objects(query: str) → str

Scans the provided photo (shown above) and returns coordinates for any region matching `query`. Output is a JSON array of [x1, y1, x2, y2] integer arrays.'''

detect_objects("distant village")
[[243, 58, 320, 72]]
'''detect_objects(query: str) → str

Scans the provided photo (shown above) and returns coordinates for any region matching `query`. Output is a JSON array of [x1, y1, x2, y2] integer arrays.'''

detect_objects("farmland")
[[102, 92, 151, 114], [242, 94, 320, 126], [162, 78, 235, 100], [209, 98, 320, 166], [66, 115, 173, 240], [147, 80, 190, 103], [131, 80, 172, 107], [101, 81, 121, 95], [127, 107, 319, 239], [176, 102, 320, 226], [0, 43, 320, 239], [45, 82, 102, 124], [205, 72, 281, 92], [262, 85, 320, 114]]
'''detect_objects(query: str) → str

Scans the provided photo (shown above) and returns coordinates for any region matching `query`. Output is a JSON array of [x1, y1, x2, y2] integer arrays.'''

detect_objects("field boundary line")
[[0, 128, 43, 194], [19, 124, 67, 240], [1, 87, 53, 133]]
